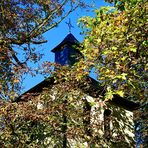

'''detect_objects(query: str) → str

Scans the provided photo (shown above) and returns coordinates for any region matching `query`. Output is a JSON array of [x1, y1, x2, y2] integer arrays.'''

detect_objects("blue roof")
[[51, 33, 79, 52]]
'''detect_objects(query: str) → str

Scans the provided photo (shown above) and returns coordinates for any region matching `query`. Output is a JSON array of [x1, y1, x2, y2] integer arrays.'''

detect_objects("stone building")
[[15, 33, 142, 147]]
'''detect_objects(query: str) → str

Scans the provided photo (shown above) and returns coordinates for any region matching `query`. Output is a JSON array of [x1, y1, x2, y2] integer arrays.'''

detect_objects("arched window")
[[104, 109, 111, 140]]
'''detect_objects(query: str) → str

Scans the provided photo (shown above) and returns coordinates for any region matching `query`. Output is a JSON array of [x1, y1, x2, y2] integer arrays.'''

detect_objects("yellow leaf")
[[13, 79, 19, 83], [116, 90, 124, 97]]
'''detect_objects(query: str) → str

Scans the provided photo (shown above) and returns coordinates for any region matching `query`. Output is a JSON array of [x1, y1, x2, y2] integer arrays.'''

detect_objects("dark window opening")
[[83, 99, 92, 136], [104, 109, 111, 141]]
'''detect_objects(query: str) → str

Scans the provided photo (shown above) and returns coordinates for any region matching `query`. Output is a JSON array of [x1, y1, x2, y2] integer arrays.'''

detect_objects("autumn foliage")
[[0, 0, 147, 147], [0, 0, 82, 99]]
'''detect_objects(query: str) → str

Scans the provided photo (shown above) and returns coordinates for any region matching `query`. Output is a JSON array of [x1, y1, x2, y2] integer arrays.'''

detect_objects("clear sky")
[[22, 0, 111, 93]]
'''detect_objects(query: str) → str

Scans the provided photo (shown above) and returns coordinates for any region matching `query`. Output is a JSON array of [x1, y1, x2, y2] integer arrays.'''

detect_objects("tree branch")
[[30, 0, 69, 37], [8, 46, 25, 67]]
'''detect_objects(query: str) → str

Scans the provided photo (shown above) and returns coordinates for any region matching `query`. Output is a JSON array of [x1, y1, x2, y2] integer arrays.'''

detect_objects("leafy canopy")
[[78, 0, 147, 103], [77, 0, 147, 146], [0, 0, 84, 99], [0, 0, 147, 147]]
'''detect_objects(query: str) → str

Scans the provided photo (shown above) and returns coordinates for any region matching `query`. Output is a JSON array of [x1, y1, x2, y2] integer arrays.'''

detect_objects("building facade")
[[15, 33, 142, 147]]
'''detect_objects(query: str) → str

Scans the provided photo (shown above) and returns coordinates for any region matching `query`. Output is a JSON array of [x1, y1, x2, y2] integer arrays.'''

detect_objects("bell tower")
[[51, 33, 82, 66]]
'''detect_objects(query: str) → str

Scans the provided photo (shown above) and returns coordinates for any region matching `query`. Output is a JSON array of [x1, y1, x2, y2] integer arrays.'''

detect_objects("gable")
[[14, 79, 137, 147], [15, 76, 140, 112]]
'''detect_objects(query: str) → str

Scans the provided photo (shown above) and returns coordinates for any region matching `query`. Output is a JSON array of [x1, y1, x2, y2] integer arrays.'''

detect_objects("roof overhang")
[[15, 76, 140, 111]]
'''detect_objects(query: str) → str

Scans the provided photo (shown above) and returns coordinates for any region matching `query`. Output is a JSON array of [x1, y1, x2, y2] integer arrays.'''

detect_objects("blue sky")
[[22, 0, 111, 93]]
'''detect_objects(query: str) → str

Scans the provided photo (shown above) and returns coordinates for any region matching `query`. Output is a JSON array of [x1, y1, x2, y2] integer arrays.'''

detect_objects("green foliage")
[[78, 0, 147, 102], [78, 0, 147, 146]]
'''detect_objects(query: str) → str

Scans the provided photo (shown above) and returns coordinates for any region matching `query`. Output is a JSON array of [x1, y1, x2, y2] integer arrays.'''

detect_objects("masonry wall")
[[19, 86, 135, 147]]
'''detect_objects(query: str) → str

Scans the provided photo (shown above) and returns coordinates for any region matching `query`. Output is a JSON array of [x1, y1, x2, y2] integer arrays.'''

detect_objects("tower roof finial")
[[65, 18, 74, 33]]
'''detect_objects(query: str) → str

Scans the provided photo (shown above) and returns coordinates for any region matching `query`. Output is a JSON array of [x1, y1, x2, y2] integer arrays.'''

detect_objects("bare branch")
[[31, 40, 47, 44], [8, 46, 25, 67], [29, 0, 69, 37]]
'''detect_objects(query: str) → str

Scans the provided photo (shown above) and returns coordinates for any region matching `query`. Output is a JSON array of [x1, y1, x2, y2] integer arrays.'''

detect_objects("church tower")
[[51, 33, 82, 66]]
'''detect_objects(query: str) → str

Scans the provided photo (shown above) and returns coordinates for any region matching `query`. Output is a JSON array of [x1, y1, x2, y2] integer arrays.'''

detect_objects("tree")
[[0, 0, 84, 99], [79, 0, 147, 100], [0, 72, 135, 147], [0, 0, 94, 147], [0, 0, 147, 147], [78, 0, 147, 147]]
